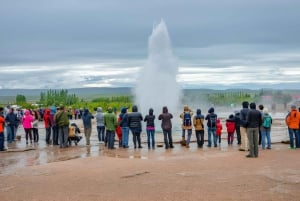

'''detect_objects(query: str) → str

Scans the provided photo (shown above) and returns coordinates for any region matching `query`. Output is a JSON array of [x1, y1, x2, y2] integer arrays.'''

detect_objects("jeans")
[[45, 127, 51, 144], [121, 127, 129, 147], [195, 130, 204, 147], [182, 129, 192, 145], [296, 130, 300, 148], [52, 126, 59, 145], [32, 128, 39, 142], [288, 128, 298, 148], [163, 129, 173, 149], [261, 129, 271, 149], [6, 126, 15, 143], [106, 130, 115, 149], [247, 127, 259, 157], [207, 127, 217, 147], [97, 126, 105, 142], [0, 133, 4, 150], [132, 131, 142, 148], [146, 129, 155, 148], [58, 126, 69, 148]]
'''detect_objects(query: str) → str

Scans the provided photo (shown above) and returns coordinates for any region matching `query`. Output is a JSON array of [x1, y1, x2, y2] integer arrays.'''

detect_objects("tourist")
[[239, 101, 250, 151], [158, 106, 174, 149], [258, 104, 264, 145], [205, 107, 218, 147], [120, 107, 130, 148], [216, 118, 223, 145], [82, 108, 94, 146], [116, 111, 122, 147], [0, 107, 6, 151], [50, 106, 59, 145], [104, 107, 118, 149], [5, 108, 18, 143], [246, 102, 261, 158], [55, 105, 69, 148], [261, 108, 272, 149], [285, 105, 300, 149], [180, 105, 193, 148], [32, 110, 39, 143], [44, 108, 52, 145], [193, 109, 205, 148], [127, 105, 143, 149], [234, 111, 241, 145], [95, 107, 105, 143], [144, 108, 156, 149], [226, 114, 236, 145], [22, 110, 34, 144]]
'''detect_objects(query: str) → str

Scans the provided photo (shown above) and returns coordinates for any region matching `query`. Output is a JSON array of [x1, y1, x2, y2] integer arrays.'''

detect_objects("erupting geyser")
[[135, 20, 181, 119]]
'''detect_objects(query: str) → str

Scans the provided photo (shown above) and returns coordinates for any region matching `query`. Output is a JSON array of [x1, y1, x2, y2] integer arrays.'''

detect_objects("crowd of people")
[[1, 102, 300, 158]]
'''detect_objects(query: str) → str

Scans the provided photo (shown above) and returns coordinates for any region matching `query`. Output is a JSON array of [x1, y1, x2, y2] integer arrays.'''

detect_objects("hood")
[[24, 110, 30, 116], [228, 114, 235, 120], [50, 106, 56, 114], [196, 109, 201, 115], [162, 106, 168, 113], [242, 101, 249, 108], [217, 118, 221, 123], [83, 108, 89, 115], [183, 105, 189, 111], [149, 108, 154, 115], [132, 105, 138, 112], [107, 107, 113, 113], [208, 107, 214, 113], [121, 107, 127, 114], [250, 102, 256, 109], [97, 107, 102, 112], [44, 109, 50, 115]]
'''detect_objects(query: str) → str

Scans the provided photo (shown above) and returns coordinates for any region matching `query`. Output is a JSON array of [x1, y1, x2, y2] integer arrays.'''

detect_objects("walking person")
[[180, 105, 193, 148], [246, 102, 262, 158], [205, 107, 218, 147], [104, 107, 118, 149], [55, 106, 69, 148], [22, 110, 34, 144], [44, 108, 52, 145], [120, 107, 130, 148], [239, 101, 250, 151], [193, 109, 205, 148], [234, 111, 241, 145], [261, 108, 272, 149], [82, 108, 94, 146], [144, 108, 156, 149], [0, 107, 7, 151], [128, 105, 143, 149], [95, 107, 105, 143], [285, 105, 300, 149], [226, 114, 236, 145], [158, 106, 174, 149]]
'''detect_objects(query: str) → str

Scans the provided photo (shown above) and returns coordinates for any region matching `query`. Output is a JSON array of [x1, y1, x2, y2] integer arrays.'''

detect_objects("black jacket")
[[246, 109, 262, 128]]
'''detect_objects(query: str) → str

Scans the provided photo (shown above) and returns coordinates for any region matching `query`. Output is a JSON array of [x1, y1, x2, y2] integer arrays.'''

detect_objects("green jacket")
[[104, 112, 117, 131], [55, 111, 69, 127]]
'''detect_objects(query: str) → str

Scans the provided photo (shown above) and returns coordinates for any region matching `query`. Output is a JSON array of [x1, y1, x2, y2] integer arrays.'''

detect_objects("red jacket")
[[226, 119, 236, 133], [115, 117, 122, 140], [216, 119, 222, 136], [43, 109, 51, 128]]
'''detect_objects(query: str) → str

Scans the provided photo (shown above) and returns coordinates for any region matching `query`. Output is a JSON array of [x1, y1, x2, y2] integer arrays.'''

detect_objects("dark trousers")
[[97, 126, 105, 142], [58, 126, 69, 148], [163, 129, 173, 149], [235, 127, 241, 144], [195, 130, 204, 147], [132, 131, 142, 148], [52, 126, 59, 145], [106, 130, 115, 149], [258, 128, 262, 145], [32, 128, 39, 142], [0, 133, 4, 150], [24, 128, 32, 142], [45, 127, 51, 144]]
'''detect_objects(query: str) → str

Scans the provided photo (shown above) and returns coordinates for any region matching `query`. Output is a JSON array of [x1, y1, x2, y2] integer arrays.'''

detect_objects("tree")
[[16, 94, 26, 104]]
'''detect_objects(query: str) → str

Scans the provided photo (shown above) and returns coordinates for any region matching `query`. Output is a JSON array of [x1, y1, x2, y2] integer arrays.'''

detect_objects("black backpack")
[[209, 114, 217, 128]]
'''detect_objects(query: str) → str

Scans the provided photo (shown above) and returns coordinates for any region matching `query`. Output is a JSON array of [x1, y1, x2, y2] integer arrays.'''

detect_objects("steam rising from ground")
[[135, 20, 181, 118]]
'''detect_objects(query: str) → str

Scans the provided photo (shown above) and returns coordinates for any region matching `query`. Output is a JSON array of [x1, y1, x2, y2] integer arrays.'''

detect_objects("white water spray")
[[135, 20, 181, 121]]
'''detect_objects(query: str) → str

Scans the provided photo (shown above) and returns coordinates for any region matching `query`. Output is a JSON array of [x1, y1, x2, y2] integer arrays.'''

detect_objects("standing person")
[[258, 105, 264, 145], [50, 106, 59, 145], [285, 105, 300, 149], [95, 107, 105, 143], [144, 108, 156, 149], [44, 108, 52, 145], [226, 114, 236, 145], [158, 106, 174, 149], [22, 110, 34, 144], [120, 107, 130, 148], [32, 110, 39, 143], [205, 107, 218, 147], [239, 101, 250, 151], [193, 109, 205, 148], [116, 111, 122, 147], [179, 105, 193, 148], [5, 108, 18, 143], [104, 107, 118, 149], [234, 111, 241, 145], [216, 118, 223, 146], [261, 108, 272, 149], [0, 107, 7, 151], [82, 108, 94, 146], [246, 102, 262, 158], [55, 106, 69, 148], [127, 105, 143, 149]]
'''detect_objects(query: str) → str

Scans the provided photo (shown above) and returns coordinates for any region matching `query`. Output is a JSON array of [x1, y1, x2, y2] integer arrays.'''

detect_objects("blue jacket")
[[82, 109, 94, 128]]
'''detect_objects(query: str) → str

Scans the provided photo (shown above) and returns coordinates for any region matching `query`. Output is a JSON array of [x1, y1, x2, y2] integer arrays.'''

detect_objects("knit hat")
[[263, 108, 268, 114], [291, 104, 296, 109]]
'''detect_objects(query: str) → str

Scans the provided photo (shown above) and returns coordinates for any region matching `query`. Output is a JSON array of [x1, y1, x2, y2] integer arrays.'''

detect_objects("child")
[[226, 114, 236, 145], [216, 118, 223, 145]]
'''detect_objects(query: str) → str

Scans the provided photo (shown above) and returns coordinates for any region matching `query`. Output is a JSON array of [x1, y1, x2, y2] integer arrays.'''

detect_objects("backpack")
[[209, 114, 217, 128], [262, 116, 271, 128], [183, 112, 192, 126]]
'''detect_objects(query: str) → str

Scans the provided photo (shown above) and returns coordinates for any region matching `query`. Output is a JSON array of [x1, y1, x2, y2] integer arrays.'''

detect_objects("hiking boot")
[[186, 144, 190, 148]]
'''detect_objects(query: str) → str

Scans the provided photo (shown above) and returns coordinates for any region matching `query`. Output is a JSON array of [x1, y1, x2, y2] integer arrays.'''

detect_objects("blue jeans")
[[121, 127, 129, 147], [296, 129, 300, 148], [288, 128, 298, 148], [163, 129, 173, 148], [97, 126, 105, 142], [207, 127, 217, 147], [261, 130, 271, 149], [106, 130, 115, 149], [6, 126, 14, 143], [146, 129, 155, 148], [0, 133, 4, 150], [182, 129, 192, 145]]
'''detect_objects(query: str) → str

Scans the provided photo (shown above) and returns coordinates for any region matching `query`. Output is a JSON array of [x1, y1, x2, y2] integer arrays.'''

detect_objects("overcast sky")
[[1, 0, 300, 89]]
